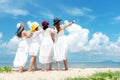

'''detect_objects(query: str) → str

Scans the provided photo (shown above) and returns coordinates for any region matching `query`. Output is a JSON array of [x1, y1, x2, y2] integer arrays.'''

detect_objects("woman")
[[53, 18, 75, 71], [39, 21, 55, 71], [13, 22, 32, 73], [28, 23, 42, 72]]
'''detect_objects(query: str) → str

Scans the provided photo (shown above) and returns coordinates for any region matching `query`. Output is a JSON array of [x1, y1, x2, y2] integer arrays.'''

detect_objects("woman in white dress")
[[53, 18, 75, 71], [39, 21, 55, 71], [13, 22, 32, 73], [28, 23, 42, 72]]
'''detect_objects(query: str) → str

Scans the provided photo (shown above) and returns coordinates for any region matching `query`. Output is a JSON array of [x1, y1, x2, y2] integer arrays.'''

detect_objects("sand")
[[0, 68, 120, 80]]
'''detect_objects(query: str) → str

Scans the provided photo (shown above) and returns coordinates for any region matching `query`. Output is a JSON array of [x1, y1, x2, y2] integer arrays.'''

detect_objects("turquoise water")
[[0, 53, 120, 68]]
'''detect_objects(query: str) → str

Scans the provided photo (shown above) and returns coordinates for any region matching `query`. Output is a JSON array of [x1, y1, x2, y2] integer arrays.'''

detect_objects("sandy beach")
[[0, 68, 120, 80]]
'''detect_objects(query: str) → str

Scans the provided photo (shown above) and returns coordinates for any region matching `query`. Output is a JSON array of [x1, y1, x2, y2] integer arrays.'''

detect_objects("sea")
[[0, 53, 120, 68]]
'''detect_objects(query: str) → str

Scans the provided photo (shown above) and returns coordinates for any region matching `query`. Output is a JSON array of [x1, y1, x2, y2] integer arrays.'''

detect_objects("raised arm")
[[50, 28, 56, 42], [62, 20, 75, 29], [22, 30, 32, 38], [51, 32, 55, 42]]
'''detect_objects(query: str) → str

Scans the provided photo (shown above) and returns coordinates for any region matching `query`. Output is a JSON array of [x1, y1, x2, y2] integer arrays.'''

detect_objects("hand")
[[72, 20, 75, 23], [30, 32, 33, 35]]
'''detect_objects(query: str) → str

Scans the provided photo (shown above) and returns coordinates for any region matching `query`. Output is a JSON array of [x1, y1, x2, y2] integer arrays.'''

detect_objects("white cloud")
[[0, 0, 29, 16], [114, 16, 120, 21], [65, 20, 89, 52], [62, 7, 92, 16], [88, 32, 110, 54], [40, 12, 55, 19], [112, 16, 120, 24], [0, 37, 7, 48], [27, 21, 32, 29], [4, 9, 29, 16], [0, 42, 7, 48], [0, 33, 7, 48], [89, 32, 109, 48], [69, 8, 84, 16], [0, 32, 3, 39], [64, 8, 84, 16], [60, 6, 95, 22], [0, 0, 8, 3], [65, 20, 120, 56], [87, 15, 96, 20], [82, 7, 92, 12], [6, 36, 20, 53]]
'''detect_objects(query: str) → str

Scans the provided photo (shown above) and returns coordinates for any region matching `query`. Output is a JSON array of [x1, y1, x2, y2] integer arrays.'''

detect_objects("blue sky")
[[0, 0, 120, 62], [0, 0, 120, 41]]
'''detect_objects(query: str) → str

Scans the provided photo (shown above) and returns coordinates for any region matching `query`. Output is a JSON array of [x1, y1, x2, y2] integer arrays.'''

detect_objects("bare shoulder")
[[22, 30, 29, 36], [22, 30, 27, 34], [60, 25, 64, 30], [52, 26, 56, 29]]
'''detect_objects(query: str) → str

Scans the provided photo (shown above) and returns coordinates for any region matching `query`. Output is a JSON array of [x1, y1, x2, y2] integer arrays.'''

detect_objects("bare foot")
[[57, 68, 61, 71], [42, 69, 47, 72], [19, 67, 24, 73], [19, 69, 23, 73], [28, 69, 32, 72], [34, 68, 39, 71], [49, 68, 52, 71], [65, 68, 68, 71]]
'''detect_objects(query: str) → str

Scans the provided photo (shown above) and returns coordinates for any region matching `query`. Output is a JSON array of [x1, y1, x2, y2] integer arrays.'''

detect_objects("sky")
[[0, 0, 120, 62]]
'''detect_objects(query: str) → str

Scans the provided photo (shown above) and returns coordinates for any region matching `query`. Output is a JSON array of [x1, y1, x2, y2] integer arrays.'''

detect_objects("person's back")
[[43, 28, 53, 37], [53, 18, 75, 71], [39, 21, 55, 71], [55, 28, 64, 39], [30, 31, 40, 43], [28, 23, 41, 72], [14, 22, 32, 73]]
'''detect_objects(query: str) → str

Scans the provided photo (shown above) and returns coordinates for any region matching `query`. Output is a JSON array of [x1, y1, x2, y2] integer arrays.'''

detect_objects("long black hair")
[[16, 28, 24, 37], [43, 25, 49, 30], [15, 26, 24, 38], [54, 22, 60, 33]]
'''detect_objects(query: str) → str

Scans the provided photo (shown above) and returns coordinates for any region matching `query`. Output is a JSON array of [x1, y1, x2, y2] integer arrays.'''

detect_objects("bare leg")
[[33, 56, 38, 70], [49, 62, 52, 71], [42, 64, 47, 71], [19, 67, 24, 73], [63, 59, 68, 70], [56, 61, 60, 71], [28, 56, 34, 72]]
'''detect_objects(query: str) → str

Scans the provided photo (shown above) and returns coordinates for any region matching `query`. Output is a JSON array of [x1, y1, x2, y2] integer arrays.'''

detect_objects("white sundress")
[[54, 29, 68, 61], [39, 28, 54, 64], [13, 38, 29, 68], [29, 30, 42, 56]]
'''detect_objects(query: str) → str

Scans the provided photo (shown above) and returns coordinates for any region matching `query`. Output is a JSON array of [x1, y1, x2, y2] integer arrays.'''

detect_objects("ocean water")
[[0, 53, 120, 68]]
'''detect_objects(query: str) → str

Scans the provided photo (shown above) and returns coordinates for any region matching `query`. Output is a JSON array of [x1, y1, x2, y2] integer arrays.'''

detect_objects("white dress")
[[54, 29, 68, 61], [39, 28, 54, 64], [13, 38, 29, 67], [29, 30, 42, 56]]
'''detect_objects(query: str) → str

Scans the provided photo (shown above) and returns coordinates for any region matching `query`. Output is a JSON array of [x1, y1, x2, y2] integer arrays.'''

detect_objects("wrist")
[[30, 32, 33, 35], [72, 20, 75, 23]]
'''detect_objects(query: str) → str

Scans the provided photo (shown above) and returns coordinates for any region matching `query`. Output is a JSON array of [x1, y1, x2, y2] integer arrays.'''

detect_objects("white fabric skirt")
[[29, 42, 39, 56], [54, 36, 68, 61], [13, 40, 28, 68], [39, 37, 54, 64]]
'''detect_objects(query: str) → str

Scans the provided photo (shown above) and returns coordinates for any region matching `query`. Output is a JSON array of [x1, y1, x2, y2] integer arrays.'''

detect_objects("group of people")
[[13, 18, 75, 73]]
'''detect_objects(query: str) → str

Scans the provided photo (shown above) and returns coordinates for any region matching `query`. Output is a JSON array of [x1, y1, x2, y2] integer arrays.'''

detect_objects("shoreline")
[[0, 68, 120, 80]]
